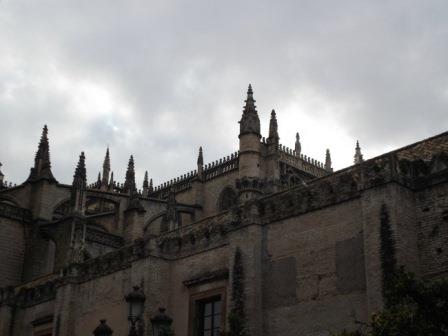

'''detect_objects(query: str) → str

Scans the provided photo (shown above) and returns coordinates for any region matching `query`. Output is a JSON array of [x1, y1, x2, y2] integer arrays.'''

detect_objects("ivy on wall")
[[228, 247, 248, 336], [379, 203, 397, 307]]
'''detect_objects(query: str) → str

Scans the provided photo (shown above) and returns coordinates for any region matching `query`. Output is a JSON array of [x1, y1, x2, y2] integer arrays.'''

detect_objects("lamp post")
[[150, 307, 173, 336], [125, 286, 146, 336], [93, 319, 113, 336]]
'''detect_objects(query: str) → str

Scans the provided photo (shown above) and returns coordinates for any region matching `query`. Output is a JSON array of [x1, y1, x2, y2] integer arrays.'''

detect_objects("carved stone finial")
[[93, 319, 113, 336], [239, 84, 260, 137], [197, 146, 204, 166], [143, 171, 149, 188], [325, 149, 333, 172], [295, 132, 301, 156], [268, 109, 279, 147], [354, 140, 364, 164], [149, 178, 153, 192], [142, 171, 149, 196], [197, 146, 204, 180]]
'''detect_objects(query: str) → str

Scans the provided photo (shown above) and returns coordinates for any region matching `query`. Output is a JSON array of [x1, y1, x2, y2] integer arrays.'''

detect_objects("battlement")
[[150, 151, 240, 198], [261, 137, 328, 177], [203, 151, 239, 180], [150, 170, 197, 197], [0, 181, 18, 190]]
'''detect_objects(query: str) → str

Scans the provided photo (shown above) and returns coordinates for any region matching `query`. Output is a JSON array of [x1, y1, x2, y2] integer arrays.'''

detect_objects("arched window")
[[217, 187, 238, 212]]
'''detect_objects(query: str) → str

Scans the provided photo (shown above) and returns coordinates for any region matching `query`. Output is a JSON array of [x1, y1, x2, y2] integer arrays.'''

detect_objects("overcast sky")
[[1, 0, 447, 188]]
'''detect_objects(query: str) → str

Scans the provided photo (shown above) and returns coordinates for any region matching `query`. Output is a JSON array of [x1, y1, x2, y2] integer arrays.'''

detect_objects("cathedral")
[[0, 85, 448, 336]]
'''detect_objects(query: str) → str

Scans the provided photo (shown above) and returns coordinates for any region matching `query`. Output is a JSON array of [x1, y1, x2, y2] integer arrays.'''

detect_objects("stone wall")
[[0, 216, 25, 287], [264, 198, 366, 336], [416, 181, 448, 278]]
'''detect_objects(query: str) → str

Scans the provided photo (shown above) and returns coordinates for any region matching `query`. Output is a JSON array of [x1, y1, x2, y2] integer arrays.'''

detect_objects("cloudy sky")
[[1, 0, 447, 187]]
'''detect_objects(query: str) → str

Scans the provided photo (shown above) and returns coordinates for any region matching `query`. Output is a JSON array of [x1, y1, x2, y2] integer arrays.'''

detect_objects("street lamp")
[[93, 319, 113, 336], [150, 307, 173, 336], [125, 286, 146, 336]]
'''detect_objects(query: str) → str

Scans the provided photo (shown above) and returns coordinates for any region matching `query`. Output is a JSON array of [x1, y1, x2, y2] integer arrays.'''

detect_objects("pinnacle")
[[354, 140, 364, 164], [143, 171, 149, 188], [325, 149, 332, 171], [197, 146, 204, 166], [295, 132, 302, 156], [240, 84, 260, 136], [268, 109, 279, 143], [72, 152, 87, 186], [35, 125, 50, 164], [103, 147, 110, 169], [28, 124, 57, 182], [243, 84, 257, 113], [124, 155, 136, 193]]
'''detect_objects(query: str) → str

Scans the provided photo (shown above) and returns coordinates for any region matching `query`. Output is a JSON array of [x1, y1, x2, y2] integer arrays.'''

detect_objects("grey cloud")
[[1, 0, 447, 185]]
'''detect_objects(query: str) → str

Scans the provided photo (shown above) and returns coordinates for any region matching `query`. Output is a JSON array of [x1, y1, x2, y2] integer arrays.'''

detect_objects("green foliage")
[[157, 325, 174, 336], [228, 247, 248, 336], [331, 330, 363, 336], [333, 268, 448, 336], [379, 204, 397, 305]]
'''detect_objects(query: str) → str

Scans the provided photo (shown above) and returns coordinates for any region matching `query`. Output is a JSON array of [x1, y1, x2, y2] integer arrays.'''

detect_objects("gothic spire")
[[71, 152, 87, 214], [295, 132, 302, 156], [28, 125, 57, 182], [268, 109, 279, 146], [124, 155, 136, 194], [325, 149, 333, 172], [149, 178, 153, 192], [354, 140, 364, 164], [102, 147, 110, 187], [239, 84, 260, 137]]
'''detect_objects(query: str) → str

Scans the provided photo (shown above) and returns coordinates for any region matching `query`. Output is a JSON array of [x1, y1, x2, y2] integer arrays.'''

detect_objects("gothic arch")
[[217, 186, 238, 212], [52, 198, 71, 220]]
